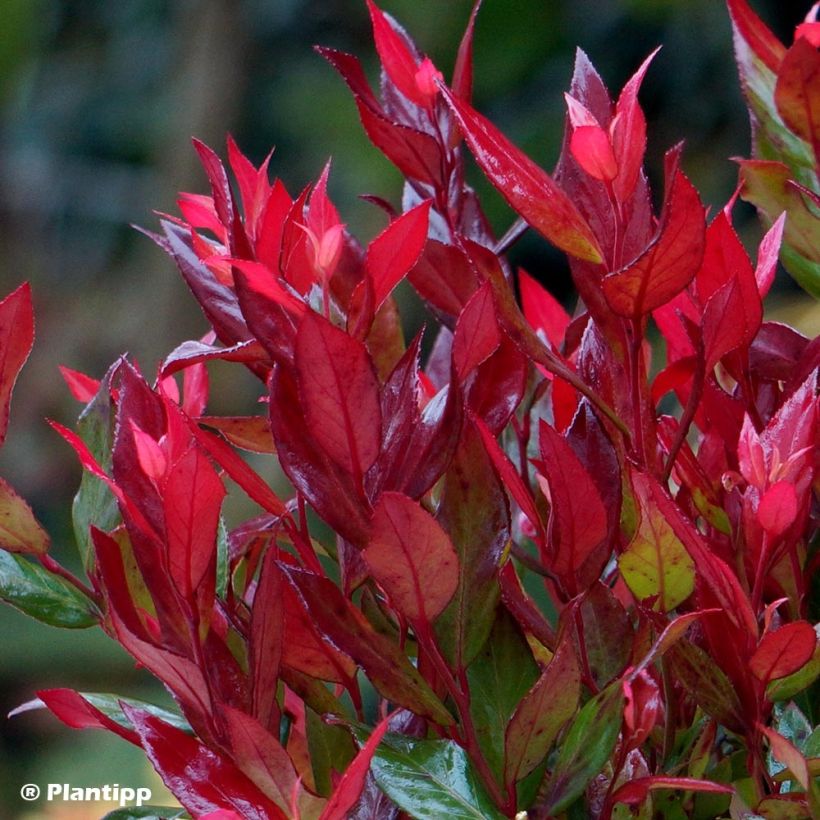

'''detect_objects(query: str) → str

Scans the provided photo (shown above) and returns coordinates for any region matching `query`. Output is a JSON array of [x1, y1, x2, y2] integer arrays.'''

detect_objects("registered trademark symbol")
[[20, 784, 40, 801]]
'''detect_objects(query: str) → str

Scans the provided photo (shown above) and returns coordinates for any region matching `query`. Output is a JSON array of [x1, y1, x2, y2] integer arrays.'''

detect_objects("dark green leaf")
[[306, 706, 356, 796], [435, 423, 509, 671], [369, 733, 506, 820], [0, 550, 98, 628], [466, 608, 539, 783], [541, 682, 624, 815]]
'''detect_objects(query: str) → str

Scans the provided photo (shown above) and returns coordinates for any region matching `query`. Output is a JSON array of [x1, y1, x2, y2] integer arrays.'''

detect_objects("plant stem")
[[38, 554, 100, 605]]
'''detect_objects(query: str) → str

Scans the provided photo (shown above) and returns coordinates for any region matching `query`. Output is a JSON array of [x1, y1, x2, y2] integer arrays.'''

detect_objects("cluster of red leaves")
[[0, 1, 818, 818]]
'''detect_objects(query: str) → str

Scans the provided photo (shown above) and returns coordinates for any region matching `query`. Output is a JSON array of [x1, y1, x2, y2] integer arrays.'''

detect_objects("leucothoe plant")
[[0, 1, 818, 818]]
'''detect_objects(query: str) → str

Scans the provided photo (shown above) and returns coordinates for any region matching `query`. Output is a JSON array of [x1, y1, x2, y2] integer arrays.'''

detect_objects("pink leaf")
[[755, 212, 786, 297], [364, 492, 459, 624], [757, 479, 798, 538], [749, 620, 817, 683]]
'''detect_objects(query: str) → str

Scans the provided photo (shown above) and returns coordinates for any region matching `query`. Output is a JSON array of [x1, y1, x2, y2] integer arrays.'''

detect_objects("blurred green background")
[[0, 0, 815, 817]]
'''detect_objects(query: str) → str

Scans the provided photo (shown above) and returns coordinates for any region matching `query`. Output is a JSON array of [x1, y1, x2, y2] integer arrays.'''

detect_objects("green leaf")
[[216, 515, 229, 599], [101, 808, 186, 820], [0, 550, 98, 628], [619, 471, 695, 612], [306, 706, 355, 796], [368, 733, 506, 820], [466, 607, 539, 783], [80, 693, 192, 735], [20, 691, 193, 735], [71, 371, 119, 568], [0, 476, 49, 554], [435, 424, 509, 671], [541, 682, 624, 815]]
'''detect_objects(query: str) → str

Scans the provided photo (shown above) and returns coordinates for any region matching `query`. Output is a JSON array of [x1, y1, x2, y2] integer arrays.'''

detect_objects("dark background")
[[0, 1, 815, 816]]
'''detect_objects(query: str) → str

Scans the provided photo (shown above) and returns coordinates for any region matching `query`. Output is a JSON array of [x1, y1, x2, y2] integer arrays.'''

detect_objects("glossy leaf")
[[123, 706, 286, 820], [320, 716, 389, 820], [368, 733, 506, 820], [434, 422, 509, 672], [439, 86, 603, 263], [0, 551, 97, 628], [611, 776, 733, 806], [365, 492, 459, 624], [774, 38, 820, 155]]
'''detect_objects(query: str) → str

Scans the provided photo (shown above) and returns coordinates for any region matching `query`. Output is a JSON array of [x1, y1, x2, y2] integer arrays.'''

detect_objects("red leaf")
[[320, 716, 389, 820], [775, 38, 820, 156], [221, 706, 299, 816], [438, 85, 603, 263], [611, 776, 733, 806], [163, 445, 226, 597], [364, 492, 459, 624], [295, 311, 382, 483], [282, 565, 453, 725], [759, 725, 812, 790], [59, 366, 100, 404], [727, 0, 785, 75], [366, 0, 427, 107], [0, 283, 34, 448], [249, 551, 283, 731], [757, 479, 798, 538], [122, 706, 286, 819], [611, 48, 659, 202], [537, 419, 607, 583], [755, 212, 786, 298], [473, 413, 542, 539], [192, 426, 285, 516], [453, 282, 501, 379], [451, 1, 482, 103], [504, 638, 581, 785], [269, 366, 371, 546], [317, 47, 444, 186], [228, 260, 306, 319], [366, 200, 431, 310], [38, 689, 139, 745], [603, 147, 705, 316], [409, 239, 480, 317], [749, 620, 817, 683], [518, 269, 570, 349]]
